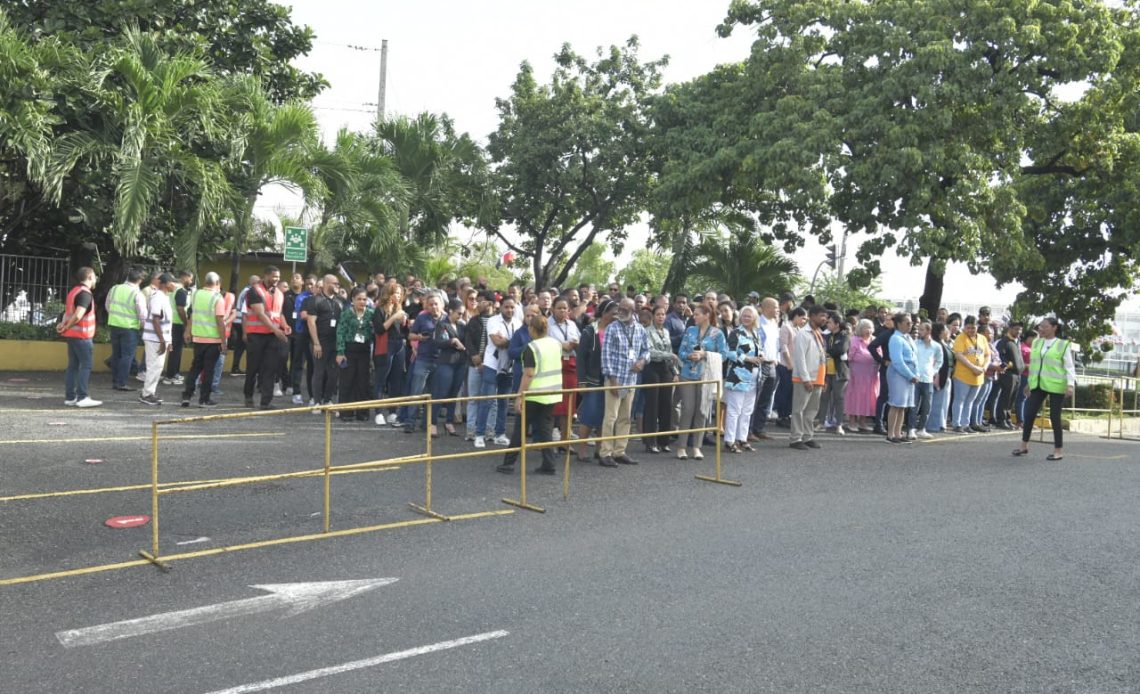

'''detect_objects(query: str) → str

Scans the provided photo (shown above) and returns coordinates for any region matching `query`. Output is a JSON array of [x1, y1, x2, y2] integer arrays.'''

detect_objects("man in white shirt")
[[749, 297, 783, 440], [140, 273, 178, 405], [474, 297, 521, 448]]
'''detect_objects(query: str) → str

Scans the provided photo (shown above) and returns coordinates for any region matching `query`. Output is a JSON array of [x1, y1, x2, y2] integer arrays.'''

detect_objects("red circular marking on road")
[[104, 515, 150, 529]]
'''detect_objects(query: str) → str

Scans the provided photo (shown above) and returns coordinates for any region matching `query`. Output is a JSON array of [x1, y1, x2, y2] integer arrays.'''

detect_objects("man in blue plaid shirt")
[[600, 297, 651, 467]]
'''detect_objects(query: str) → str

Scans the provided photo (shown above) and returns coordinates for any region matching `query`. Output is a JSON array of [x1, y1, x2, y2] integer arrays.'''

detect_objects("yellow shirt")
[[952, 332, 989, 386]]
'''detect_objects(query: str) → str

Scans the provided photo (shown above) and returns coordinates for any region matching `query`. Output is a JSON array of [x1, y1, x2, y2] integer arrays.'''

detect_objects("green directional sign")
[[283, 226, 308, 263]]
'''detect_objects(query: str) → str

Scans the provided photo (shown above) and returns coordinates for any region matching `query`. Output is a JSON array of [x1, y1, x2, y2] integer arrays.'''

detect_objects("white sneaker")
[[136, 372, 146, 382], [386, 414, 399, 425], [273, 385, 284, 397], [552, 427, 561, 441], [374, 413, 387, 426], [64, 398, 78, 406], [76, 397, 103, 408], [292, 394, 304, 405], [493, 434, 510, 446], [691, 448, 704, 460], [308, 398, 316, 406], [835, 425, 846, 436], [918, 430, 933, 439], [474, 436, 486, 449], [907, 429, 917, 441], [285, 386, 293, 396], [171, 375, 184, 385]]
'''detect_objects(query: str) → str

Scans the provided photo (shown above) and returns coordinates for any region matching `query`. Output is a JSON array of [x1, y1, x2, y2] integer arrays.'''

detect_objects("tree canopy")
[[485, 38, 666, 289]]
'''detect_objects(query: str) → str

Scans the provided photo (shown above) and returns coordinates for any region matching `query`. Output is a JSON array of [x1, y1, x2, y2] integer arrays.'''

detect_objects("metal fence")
[[0, 254, 70, 324]]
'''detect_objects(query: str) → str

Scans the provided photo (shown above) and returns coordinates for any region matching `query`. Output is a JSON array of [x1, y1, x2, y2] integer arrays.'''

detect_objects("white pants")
[[143, 341, 168, 397], [724, 386, 757, 444]]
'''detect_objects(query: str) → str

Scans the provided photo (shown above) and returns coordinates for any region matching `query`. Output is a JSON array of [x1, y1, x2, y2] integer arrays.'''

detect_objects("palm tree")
[[216, 76, 338, 289], [0, 11, 54, 188], [45, 28, 231, 262], [310, 128, 412, 273], [687, 217, 800, 301], [372, 113, 488, 248]]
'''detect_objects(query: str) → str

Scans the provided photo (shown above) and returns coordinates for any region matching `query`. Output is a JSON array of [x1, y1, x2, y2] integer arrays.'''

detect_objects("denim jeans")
[[476, 365, 512, 437], [109, 326, 139, 388], [927, 383, 950, 432], [431, 362, 467, 423], [65, 338, 93, 401], [373, 347, 408, 415], [400, 359, 436, 429], [972, 380, 994, 426], [466, 364, 496, 435], [913, 381, 933, 431], [951, 378, 981, 428], [211, 350, 225, 391]]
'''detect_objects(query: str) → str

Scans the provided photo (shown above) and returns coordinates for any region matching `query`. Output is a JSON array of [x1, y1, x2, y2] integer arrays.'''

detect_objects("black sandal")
[[1012, 449, 1028, 456]]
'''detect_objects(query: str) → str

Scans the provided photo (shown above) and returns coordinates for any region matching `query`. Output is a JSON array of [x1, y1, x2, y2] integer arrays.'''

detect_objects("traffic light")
[[824, 244, 838, 270]]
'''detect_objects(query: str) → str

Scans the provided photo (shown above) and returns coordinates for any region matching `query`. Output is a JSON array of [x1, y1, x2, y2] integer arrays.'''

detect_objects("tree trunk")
[[662, 219, 692, 295], [918, 256, 945, 318]]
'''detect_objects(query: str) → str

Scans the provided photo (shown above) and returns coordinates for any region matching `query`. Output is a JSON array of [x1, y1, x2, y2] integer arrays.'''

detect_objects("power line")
[[314, 41, 384, 53], [311, 105, 377, 114]]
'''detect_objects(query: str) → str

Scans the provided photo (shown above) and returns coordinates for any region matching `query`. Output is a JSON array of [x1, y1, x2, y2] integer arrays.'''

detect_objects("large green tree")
[[0, 0, 324, 275], [485, 38, 666, 289], [715, 0, 1139, 344]]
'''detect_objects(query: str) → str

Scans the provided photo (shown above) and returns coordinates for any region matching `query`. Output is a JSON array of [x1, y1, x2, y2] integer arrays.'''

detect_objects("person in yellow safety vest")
[[497, 313, 563, 475], [180, 272, 228, 408], [1013, 316, 1076, 461], [104, 266, 148, 391]]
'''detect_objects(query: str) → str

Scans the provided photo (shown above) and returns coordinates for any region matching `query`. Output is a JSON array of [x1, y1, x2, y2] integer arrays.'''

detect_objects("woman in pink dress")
[[845, 318, 880, 432]]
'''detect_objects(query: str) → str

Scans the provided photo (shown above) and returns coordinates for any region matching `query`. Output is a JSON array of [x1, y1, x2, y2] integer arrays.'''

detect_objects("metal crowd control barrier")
[[1, 377, 740, 585], [139, 393, 514, 571], [1030, 374, 1140, 442], [493, 378, 739, 513]]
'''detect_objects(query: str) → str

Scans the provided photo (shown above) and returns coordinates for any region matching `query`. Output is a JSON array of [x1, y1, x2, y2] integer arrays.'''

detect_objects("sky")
[[260, 0, 1136, 311]]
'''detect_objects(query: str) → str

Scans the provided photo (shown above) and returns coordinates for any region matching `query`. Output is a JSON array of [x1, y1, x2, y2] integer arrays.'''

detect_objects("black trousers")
[[502, 400, 556, 470], [228, 323, 245, 372], [337, 349, 372, 420], [310, 335, 338, 404], [243, 332, 285, 406], [1021, 387, 1065, 448], [994, 373, 1020, 426], [182, 343, 220, 403], [750, 363, 777, 435], [290, 332, 314, 399], [641, 361, 674, 447], [164, 327, 185, 378]]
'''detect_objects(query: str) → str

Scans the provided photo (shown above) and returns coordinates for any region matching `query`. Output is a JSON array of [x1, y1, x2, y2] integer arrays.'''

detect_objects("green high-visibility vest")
[[106, 283, 141, 329], [190, 289, 223, 340], [168, 287, 195, 325], [525, 336, 563, 405], [1028, 338, 1070, 395]]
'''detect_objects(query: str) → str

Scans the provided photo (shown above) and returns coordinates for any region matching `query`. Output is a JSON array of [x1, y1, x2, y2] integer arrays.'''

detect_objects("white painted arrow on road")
[[55, 578, 398, 648]]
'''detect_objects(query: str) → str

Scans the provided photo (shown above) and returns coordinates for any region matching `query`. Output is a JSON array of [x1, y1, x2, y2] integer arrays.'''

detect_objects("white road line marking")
[[175, 537, 211, 546], [202, 630, 510, 694], [55, 579, 397, 648]]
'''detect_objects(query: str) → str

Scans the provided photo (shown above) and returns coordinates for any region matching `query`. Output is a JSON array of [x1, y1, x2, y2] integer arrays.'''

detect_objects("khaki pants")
[[790, 383, 822, 443], [600, 388, 635, 457]]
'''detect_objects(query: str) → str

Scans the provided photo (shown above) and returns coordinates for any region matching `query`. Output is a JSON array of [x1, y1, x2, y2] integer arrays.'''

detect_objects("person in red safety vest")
[[56, 267, 102, 408], [241, 266, 291, 409]]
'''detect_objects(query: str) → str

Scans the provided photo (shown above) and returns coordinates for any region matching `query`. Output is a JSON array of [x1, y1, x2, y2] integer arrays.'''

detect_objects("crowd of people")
[[56, 265, 1077, 468]]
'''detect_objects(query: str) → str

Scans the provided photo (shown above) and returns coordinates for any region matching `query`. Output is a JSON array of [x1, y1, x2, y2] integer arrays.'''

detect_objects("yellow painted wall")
[[0, 340, 192, 373]]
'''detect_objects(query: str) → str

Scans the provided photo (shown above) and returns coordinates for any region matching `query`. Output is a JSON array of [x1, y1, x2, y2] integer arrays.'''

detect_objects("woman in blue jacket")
[[886, 312, 918, 443]]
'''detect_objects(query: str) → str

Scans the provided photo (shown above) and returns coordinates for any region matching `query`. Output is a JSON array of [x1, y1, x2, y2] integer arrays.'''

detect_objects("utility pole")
[[377, 39, 388, 122], [837, 227, 847, 283]]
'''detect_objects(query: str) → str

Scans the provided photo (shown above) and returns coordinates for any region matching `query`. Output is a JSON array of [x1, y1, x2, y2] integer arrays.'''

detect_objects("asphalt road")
[[1, 372, 1138, 693]]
